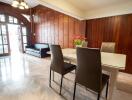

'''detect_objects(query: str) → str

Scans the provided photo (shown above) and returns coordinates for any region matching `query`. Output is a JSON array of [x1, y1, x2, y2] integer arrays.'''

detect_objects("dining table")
[[61, 48, 126, 100]]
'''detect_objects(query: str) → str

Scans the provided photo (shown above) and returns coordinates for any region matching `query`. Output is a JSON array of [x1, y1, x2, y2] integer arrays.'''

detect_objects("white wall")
[[84, 1, 132, 19], [38, 0, 84, 20]]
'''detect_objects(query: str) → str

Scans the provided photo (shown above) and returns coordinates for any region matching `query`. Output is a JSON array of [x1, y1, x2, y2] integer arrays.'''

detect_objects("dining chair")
[[49, 45, 76, 95], [73, 47, 109, 100], [101, 42, 115, 53]]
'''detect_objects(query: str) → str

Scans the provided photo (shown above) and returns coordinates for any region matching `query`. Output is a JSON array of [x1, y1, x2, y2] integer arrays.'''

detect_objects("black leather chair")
[[73, 47, 109, 100], [49, 45, 76, 95]]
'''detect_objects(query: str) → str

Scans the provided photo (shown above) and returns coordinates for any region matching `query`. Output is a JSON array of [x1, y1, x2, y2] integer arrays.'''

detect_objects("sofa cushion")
[[34, 43, 49, 50]]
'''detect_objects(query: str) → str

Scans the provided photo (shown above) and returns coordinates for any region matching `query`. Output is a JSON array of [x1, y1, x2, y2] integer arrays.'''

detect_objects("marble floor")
[[0, 53, 132, 100]]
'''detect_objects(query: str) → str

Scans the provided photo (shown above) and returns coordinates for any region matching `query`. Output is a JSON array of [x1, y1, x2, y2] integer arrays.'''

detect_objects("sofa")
[[25, 43, 50, 58]]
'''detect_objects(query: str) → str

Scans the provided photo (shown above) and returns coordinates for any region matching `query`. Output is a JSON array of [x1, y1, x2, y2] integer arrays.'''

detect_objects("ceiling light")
[[20, 1, 26, 7], [12, 0, 29, 10], [25, 4, 29, 9], [12, 3, 18, 8], [12, 0, 19, 7], [12, 0, 19, 5], [19, 5, 24, 9]]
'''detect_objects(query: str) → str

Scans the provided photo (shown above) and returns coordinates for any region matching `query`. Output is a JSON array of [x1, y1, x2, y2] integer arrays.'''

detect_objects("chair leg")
[[49, 68, 52, 87], [73, 82, 77, 100], [53, 71, 54, 81], [97, 93, 100, 100], [60, 75, 63, 95], [106, 80, 109, 99]]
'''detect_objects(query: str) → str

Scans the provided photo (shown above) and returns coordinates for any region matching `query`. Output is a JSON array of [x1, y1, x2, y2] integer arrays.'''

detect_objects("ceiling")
[[0, 0, 132, 20], [67, 0, 131, 11]]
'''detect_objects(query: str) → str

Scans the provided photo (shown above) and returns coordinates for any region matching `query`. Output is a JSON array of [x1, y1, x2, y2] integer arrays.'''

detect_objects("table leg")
[[102, 66, 119, 100]]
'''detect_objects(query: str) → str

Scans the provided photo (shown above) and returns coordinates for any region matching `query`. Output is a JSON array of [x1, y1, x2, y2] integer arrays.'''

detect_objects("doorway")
[[0, 14, 28, 56], [8, 24, 21, 55]]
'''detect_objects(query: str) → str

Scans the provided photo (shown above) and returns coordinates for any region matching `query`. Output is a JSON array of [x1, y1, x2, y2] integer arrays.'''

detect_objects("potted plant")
[[73, 34, 86, 47]]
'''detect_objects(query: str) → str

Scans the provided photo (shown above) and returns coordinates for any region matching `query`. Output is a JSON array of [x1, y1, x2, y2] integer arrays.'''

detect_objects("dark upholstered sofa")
[[25, 43, 50, 58]]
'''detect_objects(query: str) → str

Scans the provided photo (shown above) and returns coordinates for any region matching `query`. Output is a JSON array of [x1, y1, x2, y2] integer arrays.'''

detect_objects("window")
[[0, 45, 3, 54], [3, 35, 8, 44], [0, 14, 5, 22], [0, 24, 9, 54], [9, 16, 18, 24], [23, 44, 27, 51], [9, 16, 14, 23], [4, 45, 8, 53], [14, 18, 18, 23], [22, 27, 26, 35], [1, 25, 7, 34], [22, 26, 27, 51], [23, 36, 27, 43], [0, 36, 2, 44]]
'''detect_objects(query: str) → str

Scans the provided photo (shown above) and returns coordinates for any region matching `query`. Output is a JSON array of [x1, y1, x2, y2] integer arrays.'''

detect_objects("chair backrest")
[[101, 42, 115, 53], [76, 47, 102, 92], [50, 45, 64, 74]]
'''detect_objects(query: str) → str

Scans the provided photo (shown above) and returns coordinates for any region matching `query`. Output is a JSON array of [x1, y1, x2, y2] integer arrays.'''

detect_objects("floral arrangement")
[[73, 34, 86, 46]]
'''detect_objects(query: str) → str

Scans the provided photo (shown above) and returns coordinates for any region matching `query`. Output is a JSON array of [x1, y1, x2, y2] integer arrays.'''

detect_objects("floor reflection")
[[0, 54, 131, 100], [0, 53, 64, 100], [0, 55, 29, 82]]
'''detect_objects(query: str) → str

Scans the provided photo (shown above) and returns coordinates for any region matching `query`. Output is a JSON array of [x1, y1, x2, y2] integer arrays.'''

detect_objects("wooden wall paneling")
[[119, 16, 130, 53], [74, 19, 80, 34], [80, 20, 86, 35], [68, 17, 75, 48], [33, 5, 85, 48], [52, 13, 55, 44], [91, 19, 97, 47], [50, 12, 54, 44], [118, 15, 132, 73], [127, 15, 132, 73], [48, 12, 51, 44], [43, 12, 46, 43], [86, 14, 132, 74], [37, 11, 40, 43], [58, 14, 64, 48], [86, 20, 92, 47], [113, 16, 122, 52], [45, 11, 49, 43], [41, 13, 45, 43], [98, 19, 103, 47], [47, 12, 51, 44], [53, 12, 55, 44], [44, 12, 47, 43], [63, 16, 69, 48], [40, 13, 43, 43], [38, 12, 42, 43], [54, 12, 59, 44]]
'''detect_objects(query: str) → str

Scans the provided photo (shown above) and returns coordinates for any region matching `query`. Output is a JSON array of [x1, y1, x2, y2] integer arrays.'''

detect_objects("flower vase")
[[75, 45, 82, 48]]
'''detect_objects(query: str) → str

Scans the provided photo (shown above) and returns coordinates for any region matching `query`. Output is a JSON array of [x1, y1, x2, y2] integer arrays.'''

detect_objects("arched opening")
[[0, 13, 30, 56]]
